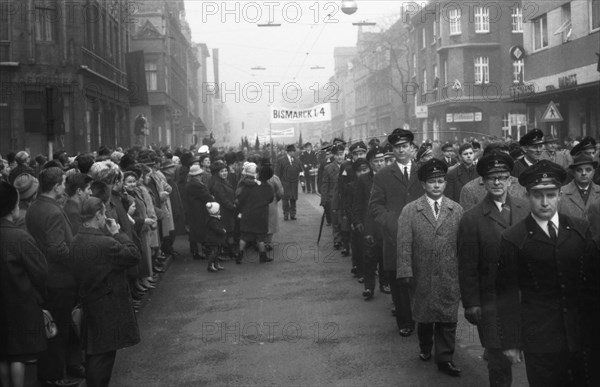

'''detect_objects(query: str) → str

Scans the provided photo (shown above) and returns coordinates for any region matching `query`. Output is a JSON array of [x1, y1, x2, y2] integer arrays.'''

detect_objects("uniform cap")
[[519, 128, 545, 147], [418, 158, 448, 181], [366, 146, 385, 161], [349, 141, 367, 154], [387, 128, 414, 146], [518, 160, 567, 190], [570, 136, 597, 156], [476, 151, 514, 176]]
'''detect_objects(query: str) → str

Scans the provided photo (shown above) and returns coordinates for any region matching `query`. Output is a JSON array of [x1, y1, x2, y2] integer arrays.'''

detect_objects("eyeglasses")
[[485, 175, 510, 183]]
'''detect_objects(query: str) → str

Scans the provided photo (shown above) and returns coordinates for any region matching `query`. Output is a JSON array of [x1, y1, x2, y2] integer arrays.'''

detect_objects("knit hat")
[[206, 202, 220, 215], [242, 162, 257, 177], [13, 173, 39, 201]]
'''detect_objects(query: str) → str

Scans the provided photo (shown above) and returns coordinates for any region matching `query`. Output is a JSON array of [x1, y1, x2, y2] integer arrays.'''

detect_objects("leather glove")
[[355, 223, 364, 233], [503, 349, 523, 365], [464, 306, 482, 325]]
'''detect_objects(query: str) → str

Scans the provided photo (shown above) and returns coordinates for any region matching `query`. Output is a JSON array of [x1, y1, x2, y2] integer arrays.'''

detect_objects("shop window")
[[533, 14, 548, 51]]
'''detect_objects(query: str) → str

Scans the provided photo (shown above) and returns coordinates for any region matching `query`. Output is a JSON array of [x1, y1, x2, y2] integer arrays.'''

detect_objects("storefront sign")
[[15, 73, 76, 86], [510, 82, 536, 98], [415, 105, 428, 118], [447, 112, 482, 123]]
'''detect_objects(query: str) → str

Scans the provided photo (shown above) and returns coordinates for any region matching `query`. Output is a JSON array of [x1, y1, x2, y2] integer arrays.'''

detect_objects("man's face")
[[352, 150, 366, 161], [545, 142, 558, 152], [422, 177, 447, 200], [55, 175, 66, 196], [528, 188, 560, 221], [524, 144, 544, 162], [80, 183, 92, 201], [202, 158, 211, 168], [443, 149, 454, 159], [460, 148, 474, 166], [371, 157, 385, 172], [483, 172, 511, 200], [572, 163, 595, 186], [334, 153, 345, 164], [385, 156, 395, 166], [305, 146, 313, 153], [288, 150, 296, 158], [393, 142, 411, 163]]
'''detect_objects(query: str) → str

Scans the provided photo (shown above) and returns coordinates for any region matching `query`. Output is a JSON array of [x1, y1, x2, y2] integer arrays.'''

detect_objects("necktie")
[[500, 203, 511, 224], [548, 221, 557, 241], [404, 166, 409, 180], [434, 201, 440, 218]]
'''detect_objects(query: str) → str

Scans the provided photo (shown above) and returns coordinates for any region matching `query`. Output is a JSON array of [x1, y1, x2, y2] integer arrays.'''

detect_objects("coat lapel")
[[482, 196, 508, 229], [563, 182, 585, 212], [435, 197, 455, 231], [525, 215, 555, 246], [416, 195, 437, 228], [391, 163, 406, 185]]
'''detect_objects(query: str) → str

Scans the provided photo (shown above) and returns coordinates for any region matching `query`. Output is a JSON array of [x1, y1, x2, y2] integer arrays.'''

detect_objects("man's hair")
[[65, 173, 92, 197], [75, 153, 95, 174], [90, 180, 110, 203], [39, 167, 64, 193], [458, 143, 474, 156], [81, 197, 105, 222], [89, 160, 121, 185]]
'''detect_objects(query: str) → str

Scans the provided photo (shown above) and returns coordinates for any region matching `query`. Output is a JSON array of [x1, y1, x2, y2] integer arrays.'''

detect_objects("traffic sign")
[[540, 101, 563, 122]]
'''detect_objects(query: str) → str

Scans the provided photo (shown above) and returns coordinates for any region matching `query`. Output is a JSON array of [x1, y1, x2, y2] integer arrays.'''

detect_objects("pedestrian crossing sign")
[[540, 101, 563, 122]]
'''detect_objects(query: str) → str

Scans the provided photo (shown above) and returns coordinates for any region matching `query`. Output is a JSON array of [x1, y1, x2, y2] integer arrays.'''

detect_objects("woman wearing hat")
[[0, 181, 48, 387], [12, 173, 39, 229], [209, 161, 237, 258], [185, 165, 215, 260]]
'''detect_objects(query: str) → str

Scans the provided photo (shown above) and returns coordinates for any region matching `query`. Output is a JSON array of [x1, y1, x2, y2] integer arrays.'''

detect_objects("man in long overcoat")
[[396, 158, 464, 377], [369, 129, 424, 337], [558, 153, 600, 221], [299, 142, 318, 194], [275, 144, 302, 220], [458, 152, 529, 386], [320, 145, 345, 249], [496, 160, 592, 387]]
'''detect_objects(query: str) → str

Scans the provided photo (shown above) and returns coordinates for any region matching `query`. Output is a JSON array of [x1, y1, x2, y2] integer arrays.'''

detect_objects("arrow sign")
[[540, 101, 563, 122]]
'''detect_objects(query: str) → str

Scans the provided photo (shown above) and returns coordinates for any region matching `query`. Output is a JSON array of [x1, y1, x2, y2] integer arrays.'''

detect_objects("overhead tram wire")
[[291, 21, 328, 82]]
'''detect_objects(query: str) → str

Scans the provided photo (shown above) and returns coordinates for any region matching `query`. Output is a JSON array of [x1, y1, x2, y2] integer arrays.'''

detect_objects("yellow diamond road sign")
[[541, 101, 563, 122]]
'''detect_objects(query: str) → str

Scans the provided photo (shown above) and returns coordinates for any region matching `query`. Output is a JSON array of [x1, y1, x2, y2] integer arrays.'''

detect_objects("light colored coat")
[[267, 174, 284, 235], [559, 181, 600, 221], [397, 195, 463, 323], [150, 169, 174, 235]]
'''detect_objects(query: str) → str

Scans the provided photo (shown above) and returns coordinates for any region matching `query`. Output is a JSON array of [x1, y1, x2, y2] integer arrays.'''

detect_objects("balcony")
[[81, 47, 128, 88]]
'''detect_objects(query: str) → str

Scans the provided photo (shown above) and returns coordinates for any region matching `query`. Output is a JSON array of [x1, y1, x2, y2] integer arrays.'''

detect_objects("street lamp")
[[341, 0, 358, 15]]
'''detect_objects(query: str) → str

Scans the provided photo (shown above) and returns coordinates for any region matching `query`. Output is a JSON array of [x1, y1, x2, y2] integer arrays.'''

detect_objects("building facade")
[[410, 0, 527, 142], [514, 0, 599, 140], [1, 0, 131, 157]]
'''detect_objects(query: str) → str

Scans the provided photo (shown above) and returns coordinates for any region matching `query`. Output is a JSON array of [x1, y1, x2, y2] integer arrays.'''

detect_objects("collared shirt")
[[492, 199, 505, 212], [523, 157, 535, 167], [531, 211, 560, 238], [288, 155, 293, 164], [396, 161, 412, 176], [426, 196, 442, 219]]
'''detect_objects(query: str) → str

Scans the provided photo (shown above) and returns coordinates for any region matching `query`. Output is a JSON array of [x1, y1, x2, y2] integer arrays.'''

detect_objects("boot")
[[259, 252, 273, 263], [236, 251, 243, 264], [207, 263, 218, 272]]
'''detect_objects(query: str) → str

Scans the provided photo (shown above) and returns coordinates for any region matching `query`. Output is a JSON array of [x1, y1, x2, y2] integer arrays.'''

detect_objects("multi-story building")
[[330, 46, 356, 141], [513, 0, 599, 140], [409, 0, 527, 142], [1, 0, 132, 156]]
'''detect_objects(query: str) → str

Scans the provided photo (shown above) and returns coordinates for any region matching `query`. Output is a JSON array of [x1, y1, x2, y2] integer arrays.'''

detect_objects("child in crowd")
[[205, 202, 226, 272]]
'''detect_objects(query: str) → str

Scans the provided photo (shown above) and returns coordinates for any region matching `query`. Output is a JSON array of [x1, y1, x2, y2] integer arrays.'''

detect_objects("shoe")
[[419, 352, 432, 361], [259, 253, 273, 263], [357, 277, 365, 284], [216, 264, 225, 271], [437, 361, 461, 377], [290, 216, 297, 220], [341, 249, 349, 257], [284, 215, 289, 221], [362, 289, 373, 300], [207, 264, 218, 272], [66, 364, 86, 378], [43, 378, 81, 387], [391, 307, 396, 316], [350, 266, 357, 275], [333, 243, 341, 250], [398, 328, 413, 337], [153, 266, 165, 274], [380, 284, 391, 294], [265, 244, 273, 251]]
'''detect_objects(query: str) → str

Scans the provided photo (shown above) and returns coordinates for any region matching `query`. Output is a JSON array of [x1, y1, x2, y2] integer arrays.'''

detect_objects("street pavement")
[[111, 192, 528, 387]]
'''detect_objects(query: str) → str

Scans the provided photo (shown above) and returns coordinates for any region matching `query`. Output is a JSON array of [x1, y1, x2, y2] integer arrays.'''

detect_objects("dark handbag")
[[43, 309, 58, 339]]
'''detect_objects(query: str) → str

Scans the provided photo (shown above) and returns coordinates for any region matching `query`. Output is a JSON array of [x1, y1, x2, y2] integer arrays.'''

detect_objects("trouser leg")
[[433, 322, 457, 363], [523, 351, 582, 387], [387, 272, 414, 330], [363, 240, 377, 291], [290, 199, 297, 217], [85, 350, 117, 387], [417, 322, 434, 355], [486, 347, 513, 387], [282, 199, 290, 216], [351, 230, 364, 278]]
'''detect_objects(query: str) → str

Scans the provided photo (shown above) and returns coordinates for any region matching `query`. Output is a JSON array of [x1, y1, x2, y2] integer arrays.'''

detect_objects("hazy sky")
[[184, 0, 403, 140]]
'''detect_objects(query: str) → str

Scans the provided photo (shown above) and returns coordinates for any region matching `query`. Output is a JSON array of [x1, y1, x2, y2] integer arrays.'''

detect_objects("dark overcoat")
[[0, 218, 48, 357], [396, 195, 463, 323], [185, 177, 214, 244], [72, 228, 141, 355], [210, 176, 237, 232], [319, 162, 340, 209], [352, 172, 379, 236], [458, 195, 529, 348], [63, 198, 83, 235], [275, 155, 302, 200], [26, 195, 74, 289], [368, 162, 423, 271], [510, 158, 531, 178], [236, 179, 274, 234], [496, 214, 590, 353], [205, 216, 227, 246], [444, 163, 478, 202]]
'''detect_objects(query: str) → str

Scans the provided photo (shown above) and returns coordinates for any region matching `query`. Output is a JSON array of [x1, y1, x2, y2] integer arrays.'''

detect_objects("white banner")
[[270, 103, 331, 123], [270, 127, 295, 138]]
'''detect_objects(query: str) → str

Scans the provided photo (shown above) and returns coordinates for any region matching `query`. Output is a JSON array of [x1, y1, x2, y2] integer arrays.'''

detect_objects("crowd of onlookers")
[[0, 144, 285, 387]]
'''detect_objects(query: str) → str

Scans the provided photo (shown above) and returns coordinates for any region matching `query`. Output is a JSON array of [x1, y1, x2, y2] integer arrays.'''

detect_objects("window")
[[443, 60, 447, 85], [433, 64, 439, 89], [592, 0, 600, 31], [422, 69, 427, 92], [23, 92, 44, 133], [412, 53, 417, 76], [513, 59, 524, 83], [422, 27, 426, 48], [555, 3, 572, 43], [533, 14, 548, 50], [449, 8, 461, 35], [474, 7, 490, 33], [474, 56, 489, 84], [432, 18, 437, 40], [145, 62, 158, 91], [35, 7, 56, 42], [0, 4, 9, 60], [512, 7, 523, 32]]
